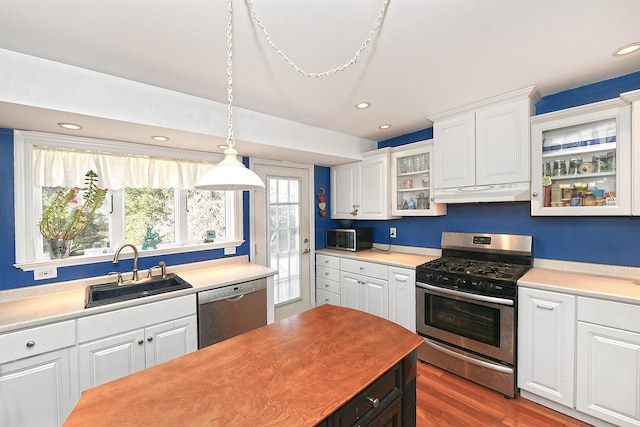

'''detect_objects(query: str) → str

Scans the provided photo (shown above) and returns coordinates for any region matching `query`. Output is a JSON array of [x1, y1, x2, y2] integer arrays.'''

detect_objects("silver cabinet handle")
[[536, 304, 554, 310], [366, 396, 379, 408], [26, 340, 35, 348]]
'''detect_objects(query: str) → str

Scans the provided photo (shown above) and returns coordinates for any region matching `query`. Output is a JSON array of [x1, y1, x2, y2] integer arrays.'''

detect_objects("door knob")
[[302, 248, 310, 254]]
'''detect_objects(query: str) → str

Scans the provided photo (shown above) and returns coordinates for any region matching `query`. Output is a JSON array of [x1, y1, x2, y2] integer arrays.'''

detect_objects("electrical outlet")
[[390, 227, 397, 238], [224, 246, 236, 255], [34, 267, 57, 280]]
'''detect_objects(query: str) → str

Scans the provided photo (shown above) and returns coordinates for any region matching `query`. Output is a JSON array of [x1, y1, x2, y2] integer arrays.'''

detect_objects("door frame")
[[249, 158, 317, 309]]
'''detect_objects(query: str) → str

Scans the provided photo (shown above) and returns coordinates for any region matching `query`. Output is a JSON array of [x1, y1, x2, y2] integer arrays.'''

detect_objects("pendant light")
[[195, 0, 265, 191]]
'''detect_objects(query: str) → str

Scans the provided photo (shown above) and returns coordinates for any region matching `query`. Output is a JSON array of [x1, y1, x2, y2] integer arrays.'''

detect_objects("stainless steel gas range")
[[415, 232, 532, 398]]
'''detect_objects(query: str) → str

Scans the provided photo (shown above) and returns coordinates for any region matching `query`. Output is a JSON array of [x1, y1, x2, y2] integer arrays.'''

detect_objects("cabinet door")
[[517, 288, 575, 408], [433, 112, 475, 189], [340, 273, 360, 310], [576, 322, 640, 427], [361, 276, 389, 320], [78, 329, 146, 391], [0, 348, 75, 427], [391, 141, 446, 217], [359, 154, 389, 219], [145, 315, 198, 368], [388, 267, 416, 332], [531, 100, 632, 216], [476, 98, 530, 185], [330, 163, 358, 219]]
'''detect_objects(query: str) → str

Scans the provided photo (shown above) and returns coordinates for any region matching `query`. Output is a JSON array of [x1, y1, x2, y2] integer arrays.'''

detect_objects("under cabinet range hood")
[[433, 181, 531, 203]]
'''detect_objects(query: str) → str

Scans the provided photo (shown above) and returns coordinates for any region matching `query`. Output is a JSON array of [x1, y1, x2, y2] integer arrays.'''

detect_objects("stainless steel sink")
[[85, 273, 192, 308]]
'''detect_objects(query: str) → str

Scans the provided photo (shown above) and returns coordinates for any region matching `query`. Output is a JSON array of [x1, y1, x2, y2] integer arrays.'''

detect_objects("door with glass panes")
[[253, 163, 311, 321]]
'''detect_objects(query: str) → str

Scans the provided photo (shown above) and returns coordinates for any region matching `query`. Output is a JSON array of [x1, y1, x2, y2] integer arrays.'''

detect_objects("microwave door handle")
[[417, 282, 514, 306]]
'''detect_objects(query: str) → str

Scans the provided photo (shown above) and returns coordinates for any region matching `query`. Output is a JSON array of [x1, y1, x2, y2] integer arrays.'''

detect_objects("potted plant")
[[39, 170, 107, 259]]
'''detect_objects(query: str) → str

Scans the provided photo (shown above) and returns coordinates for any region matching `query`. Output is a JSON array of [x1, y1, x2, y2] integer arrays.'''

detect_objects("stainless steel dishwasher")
[[197, 278, 267, 349]]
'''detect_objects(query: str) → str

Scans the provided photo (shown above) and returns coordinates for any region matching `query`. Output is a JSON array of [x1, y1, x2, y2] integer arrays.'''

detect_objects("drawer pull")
[[366, 396, 379, 408], [138, 339, 144, 345], [147, 336, 153, 342], [325, 284, 330, 288], [325, 272, 330, 276], [535, 304, 554, 310], [26, 340, 35, 348]]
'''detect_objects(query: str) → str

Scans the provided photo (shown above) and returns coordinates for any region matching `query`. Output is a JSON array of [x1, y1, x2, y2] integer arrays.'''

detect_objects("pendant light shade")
[[194, 0, 265, 192], [195, 146, 264, 191]]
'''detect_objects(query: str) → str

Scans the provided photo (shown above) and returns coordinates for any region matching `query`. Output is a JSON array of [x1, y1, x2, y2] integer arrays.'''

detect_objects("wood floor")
[[416, 361, 592, 427]]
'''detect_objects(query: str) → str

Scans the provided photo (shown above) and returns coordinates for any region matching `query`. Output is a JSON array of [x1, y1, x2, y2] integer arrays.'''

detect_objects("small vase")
[[47, 239, 72, 259]]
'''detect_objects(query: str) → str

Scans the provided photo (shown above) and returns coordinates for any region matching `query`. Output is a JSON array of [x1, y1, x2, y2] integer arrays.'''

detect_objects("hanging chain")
[[226, 0, 235, 147], [246, 0, 390, 78]]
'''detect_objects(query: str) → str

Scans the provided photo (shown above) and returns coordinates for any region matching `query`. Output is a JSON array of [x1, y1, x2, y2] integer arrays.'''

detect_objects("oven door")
[[416, 282, 514, 364]]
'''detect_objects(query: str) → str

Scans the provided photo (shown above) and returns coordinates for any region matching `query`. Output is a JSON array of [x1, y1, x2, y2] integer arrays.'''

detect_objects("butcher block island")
[[64, 304, 423, 426]]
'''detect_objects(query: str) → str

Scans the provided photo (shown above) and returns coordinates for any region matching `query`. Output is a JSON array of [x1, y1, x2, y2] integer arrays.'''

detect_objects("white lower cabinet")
[[340, 258, 389, 320], [0, 320, 78, 427], [316, 254, 416, 330], [77, 295, 197, 391], [518, 287, 575, 407], [388, 267, 416, 332], [519, 287, 640, 427], [316, 254, 341, 306], [576, 297, 640, 427]]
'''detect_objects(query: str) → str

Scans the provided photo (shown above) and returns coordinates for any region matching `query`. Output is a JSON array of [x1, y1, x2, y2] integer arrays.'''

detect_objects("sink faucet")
[[113, 244, 140, 282]]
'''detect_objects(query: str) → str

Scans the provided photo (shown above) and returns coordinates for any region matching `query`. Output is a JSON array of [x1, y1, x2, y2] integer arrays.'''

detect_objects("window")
[[14, 131, 243, 270], [267, 177, 301, 305]]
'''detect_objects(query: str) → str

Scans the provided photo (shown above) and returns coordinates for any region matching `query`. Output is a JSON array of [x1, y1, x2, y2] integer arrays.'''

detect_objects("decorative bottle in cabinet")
[[391, 140, 446, 216], [531, 99, 631, 216]]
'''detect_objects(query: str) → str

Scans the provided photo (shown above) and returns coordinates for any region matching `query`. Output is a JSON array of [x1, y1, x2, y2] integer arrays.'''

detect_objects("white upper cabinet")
[[530, 98, 632, 216], [621, 89, 640, 215], [391, 140, 446, 216], [430, 86, 537, 203], [331, 148, 395, 220]]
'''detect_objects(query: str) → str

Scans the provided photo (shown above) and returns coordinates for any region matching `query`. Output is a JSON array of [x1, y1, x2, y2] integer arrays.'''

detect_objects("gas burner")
[[421, 257, 530, 282]]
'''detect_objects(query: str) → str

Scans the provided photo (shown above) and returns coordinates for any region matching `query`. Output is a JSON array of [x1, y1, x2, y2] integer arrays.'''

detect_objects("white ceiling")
[[0, 0, 639, 164]]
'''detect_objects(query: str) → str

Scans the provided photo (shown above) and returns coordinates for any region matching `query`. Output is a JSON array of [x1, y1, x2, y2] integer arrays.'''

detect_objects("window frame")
[[13, 130, 244, 271]]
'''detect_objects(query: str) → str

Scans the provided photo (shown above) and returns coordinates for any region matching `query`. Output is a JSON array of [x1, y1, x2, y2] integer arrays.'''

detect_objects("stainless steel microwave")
[[326, 228, 373, 251]]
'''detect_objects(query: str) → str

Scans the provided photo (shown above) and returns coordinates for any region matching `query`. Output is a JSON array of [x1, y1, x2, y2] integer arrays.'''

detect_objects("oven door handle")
[[424, 339, 514, 375], [417, 282, 514, 306]]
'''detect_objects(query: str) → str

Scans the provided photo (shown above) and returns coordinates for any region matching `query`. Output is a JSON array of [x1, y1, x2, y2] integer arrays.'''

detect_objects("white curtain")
[[33, 146, 216, 190]]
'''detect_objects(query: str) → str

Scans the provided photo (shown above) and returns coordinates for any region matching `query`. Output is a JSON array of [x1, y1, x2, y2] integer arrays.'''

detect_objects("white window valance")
[[33, 146, 216, 190]]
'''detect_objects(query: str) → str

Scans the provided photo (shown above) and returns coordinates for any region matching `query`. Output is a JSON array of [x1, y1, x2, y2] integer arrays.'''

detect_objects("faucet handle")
[[108, 271, 124, 285]]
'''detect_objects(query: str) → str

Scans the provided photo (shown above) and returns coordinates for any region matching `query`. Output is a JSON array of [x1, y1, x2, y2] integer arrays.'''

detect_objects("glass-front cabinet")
[[391, 140, 446, 216], [531, 99, 631, 216]]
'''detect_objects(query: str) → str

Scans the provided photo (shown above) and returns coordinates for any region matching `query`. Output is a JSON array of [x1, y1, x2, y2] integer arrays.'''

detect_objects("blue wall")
[[315, 71, 640, 267], [0, 131, 251, 290]]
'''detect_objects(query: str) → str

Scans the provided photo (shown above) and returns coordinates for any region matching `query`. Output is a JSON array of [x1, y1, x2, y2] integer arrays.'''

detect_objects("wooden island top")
[[64, 304, 424, 426]]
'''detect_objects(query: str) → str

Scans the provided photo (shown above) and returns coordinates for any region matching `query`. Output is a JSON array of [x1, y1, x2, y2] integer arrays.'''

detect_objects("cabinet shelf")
[[397, 170, 429, 177], [546, 171, 616, 181], [397, 187, 430, 193], [542, 143, 617, 159]]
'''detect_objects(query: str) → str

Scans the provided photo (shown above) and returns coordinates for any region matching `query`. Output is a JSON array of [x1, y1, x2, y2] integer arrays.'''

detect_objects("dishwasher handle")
[[198, 278, 266, 304]]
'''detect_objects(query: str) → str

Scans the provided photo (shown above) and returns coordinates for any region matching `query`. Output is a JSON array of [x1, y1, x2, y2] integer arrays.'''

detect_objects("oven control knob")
[[482, 282, 494, 292]]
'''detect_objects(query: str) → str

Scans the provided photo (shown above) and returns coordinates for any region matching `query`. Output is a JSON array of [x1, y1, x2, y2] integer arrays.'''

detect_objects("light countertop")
[[316, 248, 437, 268], [519, 267, 640, 305], [0, 256, 276, 334]]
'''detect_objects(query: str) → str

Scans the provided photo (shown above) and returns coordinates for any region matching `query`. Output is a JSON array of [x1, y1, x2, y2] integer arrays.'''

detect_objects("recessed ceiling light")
[[151, 135, 169, 141], [379, 124, 391, 129], [57, 122, 83, 130], [614, 42, 640, 56], [355, 102, 370, 109]]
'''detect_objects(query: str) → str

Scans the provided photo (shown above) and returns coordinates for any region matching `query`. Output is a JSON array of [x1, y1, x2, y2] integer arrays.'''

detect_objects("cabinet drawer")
[[316, 254, 340, 269], [578, 297, 640, 333], [317, 277, 340, 295], [317, 289, 341, 306], [340, 258, 388, 279], [335, 362, 401, 426], [0, 320, 76, 363], [316, 265, 340, 283]]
